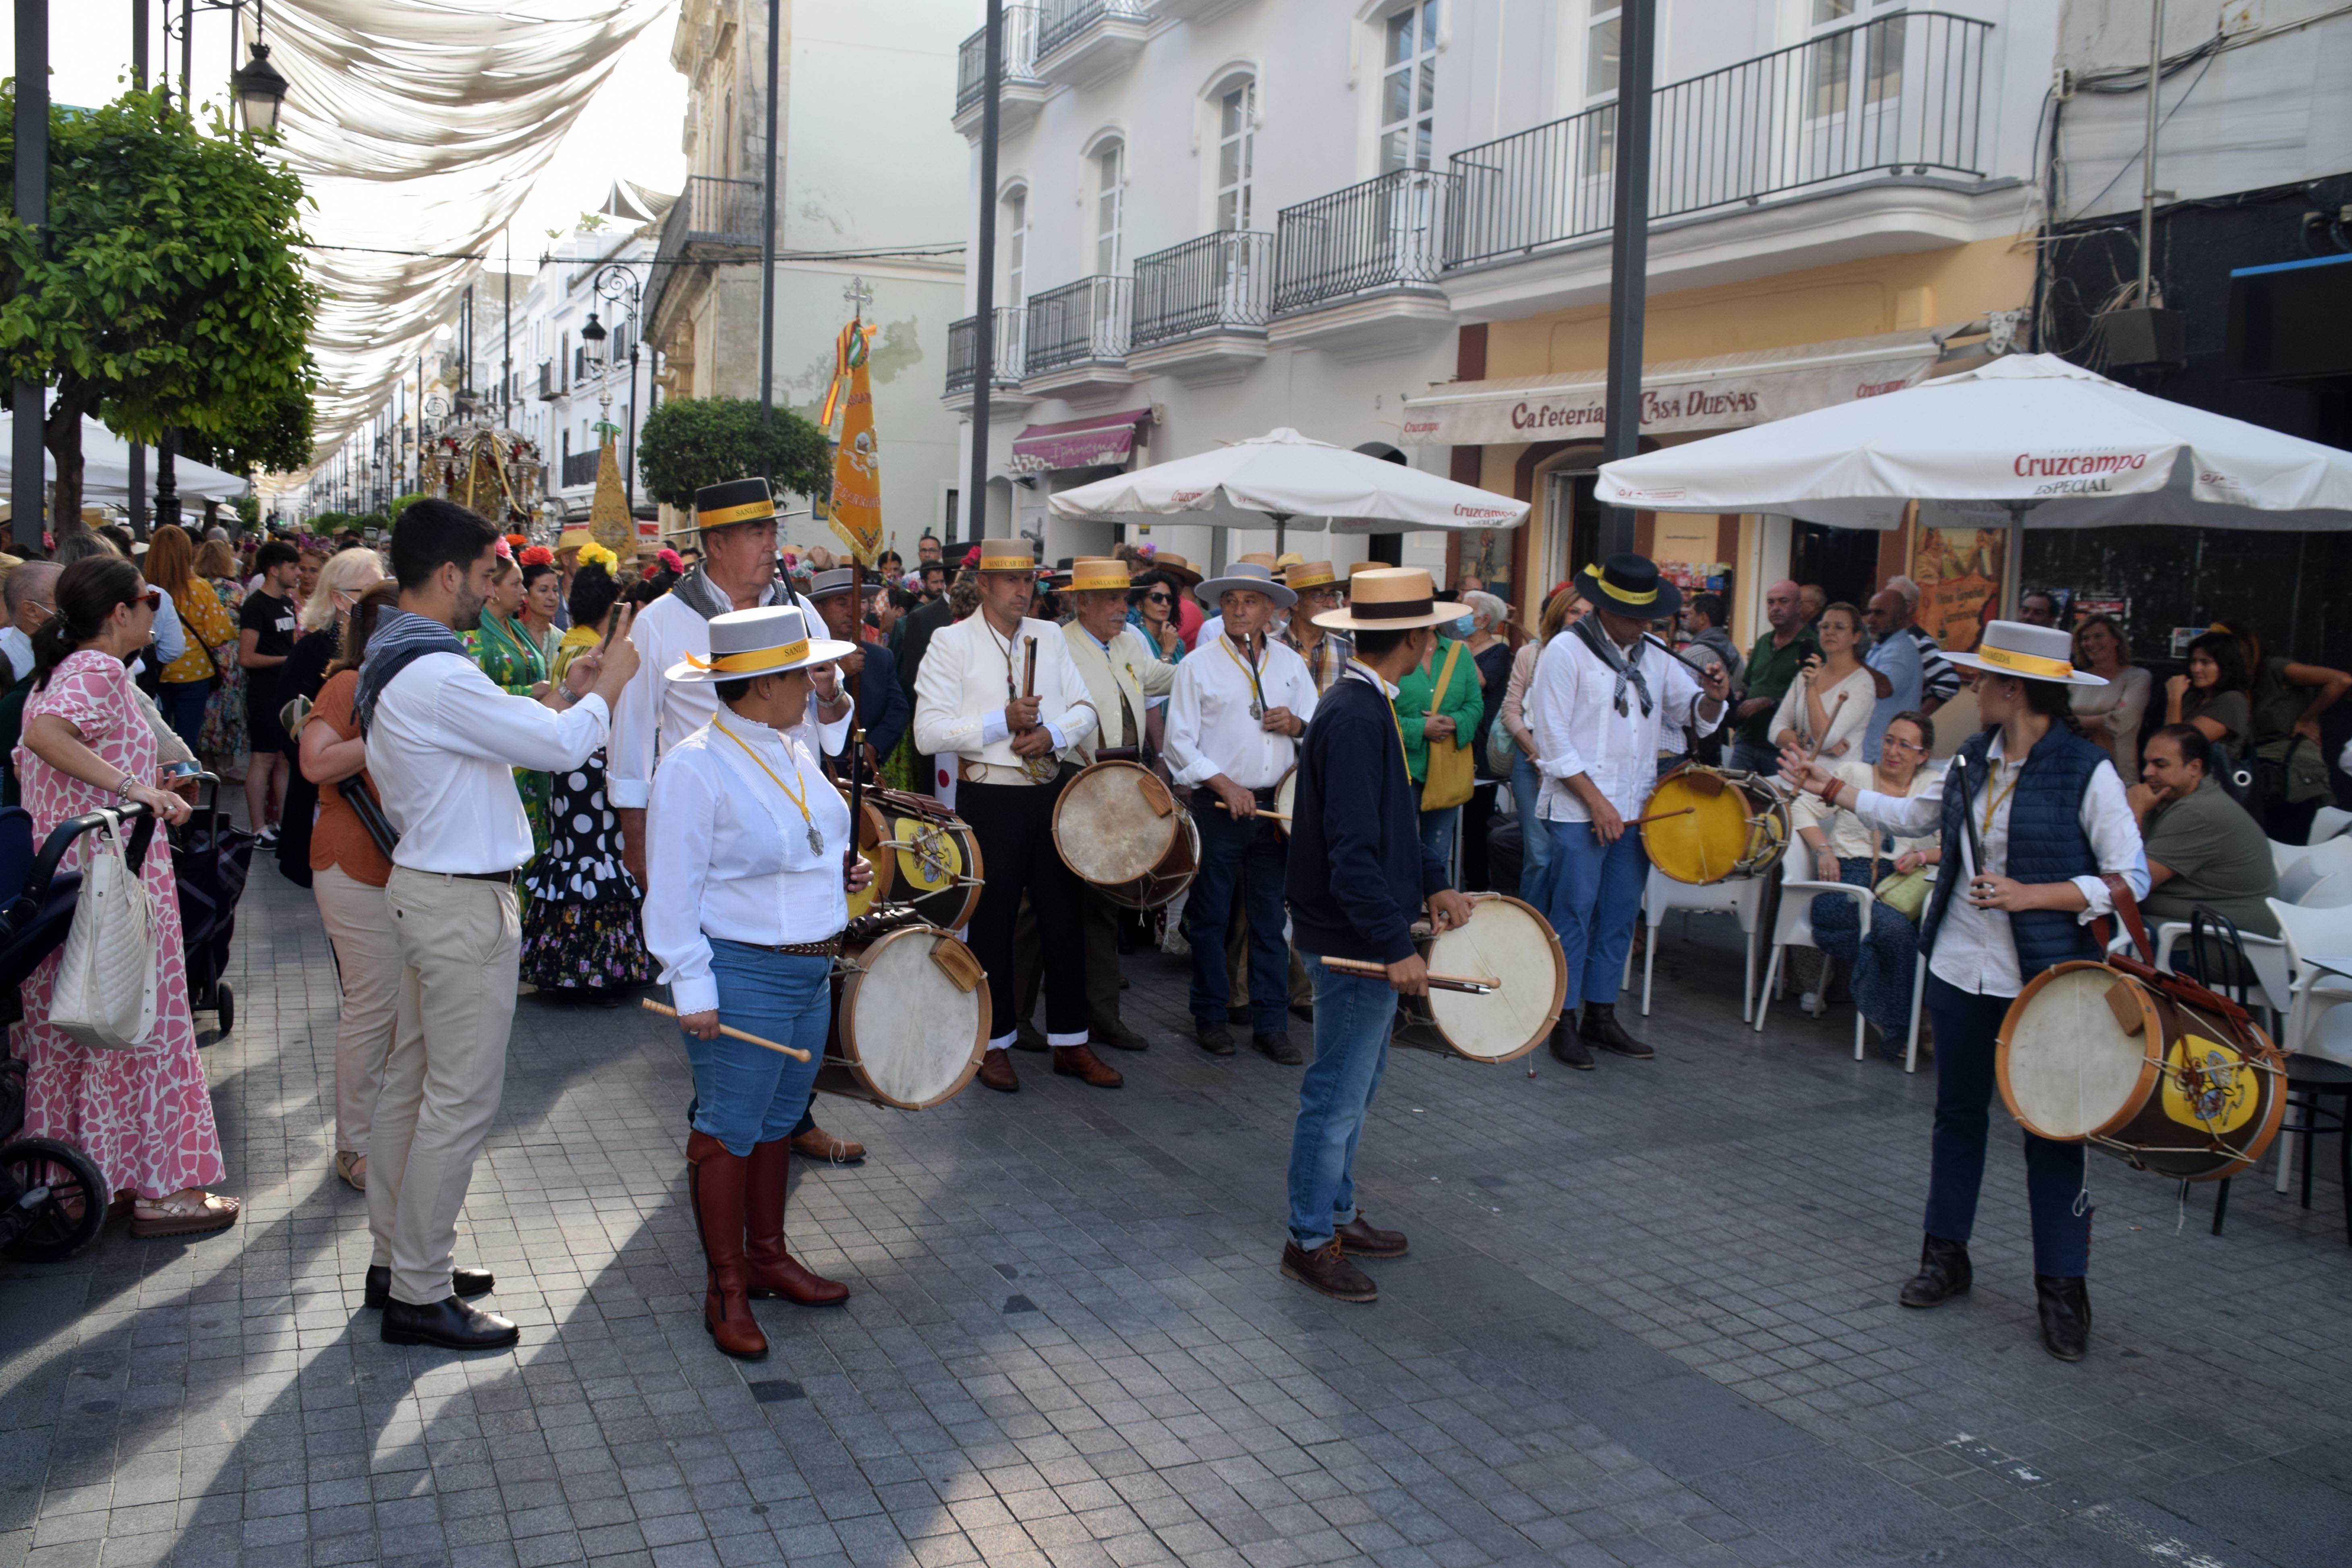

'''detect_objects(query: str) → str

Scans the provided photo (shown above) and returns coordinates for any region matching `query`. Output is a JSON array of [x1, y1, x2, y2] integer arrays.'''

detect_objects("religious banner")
[[822, 317, 883, 565], [589, 420, 632, 555], [1909, 522, 2006, 655]]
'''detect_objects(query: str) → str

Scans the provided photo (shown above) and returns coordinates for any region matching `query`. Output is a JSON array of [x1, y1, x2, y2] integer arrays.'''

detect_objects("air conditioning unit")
[[2095, 306, 2187, 370]]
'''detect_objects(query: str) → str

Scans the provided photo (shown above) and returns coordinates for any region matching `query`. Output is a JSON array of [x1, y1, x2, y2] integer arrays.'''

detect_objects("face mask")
[[1444, 615, 1474, 639]]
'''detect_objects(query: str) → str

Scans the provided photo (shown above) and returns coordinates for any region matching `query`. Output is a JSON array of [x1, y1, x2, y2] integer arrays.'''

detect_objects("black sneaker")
[[1253, 1032, 1302, 1065], [1195, 1020, 1237, 1056]]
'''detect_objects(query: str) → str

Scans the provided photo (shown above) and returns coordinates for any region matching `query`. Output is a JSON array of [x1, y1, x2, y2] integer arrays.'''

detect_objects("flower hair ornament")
[[492, 535, 514, 561], [576, 541, 620, 574], [519, 545, 554, 568]]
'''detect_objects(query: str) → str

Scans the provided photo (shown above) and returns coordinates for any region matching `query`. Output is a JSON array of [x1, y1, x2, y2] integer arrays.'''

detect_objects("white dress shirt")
[[1164, 633, 1319, 791], [608, 583, 847, 811], [912, 611, 1098, 770], [365, 651, 611, 874], [151, 589, 185, 665], [1060, 619, 1176, 765], [642, 715, 851, 1016], [1530, 628, 1719, 822], [1849, 734, 2149, 998], [0, 625, 31, 684]]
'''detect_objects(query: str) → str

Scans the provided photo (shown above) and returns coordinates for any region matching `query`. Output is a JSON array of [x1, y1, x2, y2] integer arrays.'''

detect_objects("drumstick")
[[1210, 798, 1290, 822], [1805, 694, 1850, 763], [1022, 636, 1038, 702], [639, 1000, 814, 1062], [1320, 956, 1498, 994], [1625, 806, 1695, 829]]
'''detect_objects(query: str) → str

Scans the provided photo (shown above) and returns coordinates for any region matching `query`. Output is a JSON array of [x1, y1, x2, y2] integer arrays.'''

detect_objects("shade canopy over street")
[[0, 413, 249, 505]]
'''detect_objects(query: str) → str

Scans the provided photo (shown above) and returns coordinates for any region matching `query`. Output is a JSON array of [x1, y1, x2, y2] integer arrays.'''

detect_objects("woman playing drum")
[[643, 606, 870, 1360], [1781, 620, 2145, 1363]]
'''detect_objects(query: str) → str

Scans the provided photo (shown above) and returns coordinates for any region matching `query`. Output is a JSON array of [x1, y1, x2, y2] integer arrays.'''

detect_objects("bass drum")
[[818, 912, 991, 1110], [1998, 961, 2287, 1181], [1399, 895, 1567, 1064], [1641, 764, 1790, 886], [1272, 766, 1298, 838], [862, 786, 985, 933], [1052, 759, 1198, 909]]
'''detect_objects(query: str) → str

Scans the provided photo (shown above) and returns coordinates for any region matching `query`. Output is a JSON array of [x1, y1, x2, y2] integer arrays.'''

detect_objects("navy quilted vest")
[[1920, 726, 2108, 985]]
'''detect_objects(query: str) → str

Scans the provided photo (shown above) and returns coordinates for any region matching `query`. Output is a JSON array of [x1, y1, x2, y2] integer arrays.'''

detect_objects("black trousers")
[[960, 773, 1088, 1043]]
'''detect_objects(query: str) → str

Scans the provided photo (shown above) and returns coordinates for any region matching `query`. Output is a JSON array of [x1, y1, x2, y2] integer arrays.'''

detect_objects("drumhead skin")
[[1054, 760, 1178, 886], [1424, 895, 1567, 1063], [836, 927, 988, 1110], [1998, 962, 2159, 1141]]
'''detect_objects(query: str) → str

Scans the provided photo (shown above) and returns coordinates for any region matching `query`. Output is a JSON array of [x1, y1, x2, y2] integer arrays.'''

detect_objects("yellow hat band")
[[1287, 572, 1335, 590], [699, 499, 776, 528], [1590, 574, 1658, 606], [979, 553, 1032, 572], [1070, 571, 1128, 591], [1973, 644, 2077, 681], [682, 640, 810, 673]]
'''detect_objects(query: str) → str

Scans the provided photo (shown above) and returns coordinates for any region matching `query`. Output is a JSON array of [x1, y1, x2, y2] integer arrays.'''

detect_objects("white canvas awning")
[[1397, 329, 1951, 447], [0, 414, 250, 506]]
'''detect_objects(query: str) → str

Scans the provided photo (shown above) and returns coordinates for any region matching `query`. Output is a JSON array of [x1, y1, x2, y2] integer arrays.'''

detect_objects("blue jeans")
[[1187, 804, 1290, 1036], [1542, 818, 1650, 1011], [681, 941, 830, 1156], [1808, 855, 1920, 1048], [1419, 804, 1458, 882], [1726, 739, 1780, 778], [1286, 955, 1395, 1250], [1921, 974, 2091, 1277], [1508, 753, 1552, 905], [159, 678, 212, 752]]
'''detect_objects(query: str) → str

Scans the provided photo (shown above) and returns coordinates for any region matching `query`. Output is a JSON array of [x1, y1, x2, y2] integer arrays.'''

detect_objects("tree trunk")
[[43, 383, 87, 540]]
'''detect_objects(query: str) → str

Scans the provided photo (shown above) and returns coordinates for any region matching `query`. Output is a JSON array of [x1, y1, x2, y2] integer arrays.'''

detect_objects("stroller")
[[171, 775, 254, 1040], [0, 804, 160, 1262]]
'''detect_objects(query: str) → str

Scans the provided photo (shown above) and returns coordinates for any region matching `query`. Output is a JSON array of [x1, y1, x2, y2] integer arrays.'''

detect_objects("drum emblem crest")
[[2161, 1035, 2256, 1135]]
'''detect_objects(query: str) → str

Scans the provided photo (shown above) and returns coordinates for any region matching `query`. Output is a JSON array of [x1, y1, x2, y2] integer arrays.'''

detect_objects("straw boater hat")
[[662, 476, 778, 540], [1068, 557, 1131, 593], [1946, 619, 2108, 686], [1146, 551, 1202, 587], [1197, 559, 1297, 609], [556, 525, 595, 553], [664, 605, 856, 684], [1573, 553, 1682, 623], [1349, 560, 1393, 576], [1284, 560, 1339, 594], [974, 537, 1037, 575], [1313, 568, 1452, 632], [1236, 552, 1277, 570]]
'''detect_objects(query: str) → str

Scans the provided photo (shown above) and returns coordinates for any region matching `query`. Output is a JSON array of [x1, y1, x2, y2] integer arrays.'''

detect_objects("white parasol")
[[0, 413, 251, 506]]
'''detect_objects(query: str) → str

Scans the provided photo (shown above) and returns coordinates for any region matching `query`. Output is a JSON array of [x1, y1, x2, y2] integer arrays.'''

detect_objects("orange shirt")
[[306, 671, 393, 887]]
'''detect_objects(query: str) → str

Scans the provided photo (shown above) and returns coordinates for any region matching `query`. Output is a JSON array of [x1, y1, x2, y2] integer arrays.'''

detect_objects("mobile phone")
[[598, 601, 628, 651]]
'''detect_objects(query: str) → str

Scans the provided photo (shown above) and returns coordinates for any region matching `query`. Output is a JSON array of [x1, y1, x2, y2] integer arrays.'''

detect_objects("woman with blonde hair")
[[143, 524, 241, 750], [1499, 585, 1590, 901]]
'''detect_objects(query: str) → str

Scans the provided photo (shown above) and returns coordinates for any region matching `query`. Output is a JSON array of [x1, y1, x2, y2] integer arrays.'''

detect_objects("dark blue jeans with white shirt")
[[1188, 803, 1290, 1037], [1542, 818, 1649, 1011]]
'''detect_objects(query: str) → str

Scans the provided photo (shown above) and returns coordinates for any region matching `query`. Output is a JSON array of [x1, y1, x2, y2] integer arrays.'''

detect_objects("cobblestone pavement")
[[4, 866, 2349, 1568]]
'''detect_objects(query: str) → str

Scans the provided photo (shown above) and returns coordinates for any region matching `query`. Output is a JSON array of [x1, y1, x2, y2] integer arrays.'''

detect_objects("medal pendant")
[[806, 825, 825, 857], [1249, 702, 1263, 720]]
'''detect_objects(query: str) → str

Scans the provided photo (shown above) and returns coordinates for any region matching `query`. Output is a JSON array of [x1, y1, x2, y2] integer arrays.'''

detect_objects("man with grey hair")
[[1883, 574, 1957, 714], [0, 559, 60, 684]]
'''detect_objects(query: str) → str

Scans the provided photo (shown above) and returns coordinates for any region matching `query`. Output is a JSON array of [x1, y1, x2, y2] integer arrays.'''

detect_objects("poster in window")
[[1909, 525, 2005, 655]]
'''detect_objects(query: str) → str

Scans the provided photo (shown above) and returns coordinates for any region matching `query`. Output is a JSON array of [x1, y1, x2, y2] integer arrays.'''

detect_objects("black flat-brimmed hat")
[[1574, 553, 1682, 623], [683, 476, 777, 535]]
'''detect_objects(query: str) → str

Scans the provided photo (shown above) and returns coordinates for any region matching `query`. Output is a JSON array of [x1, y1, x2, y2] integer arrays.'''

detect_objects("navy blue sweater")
[[845, 640, 910, 763], [1285, 673, 1449, 963]]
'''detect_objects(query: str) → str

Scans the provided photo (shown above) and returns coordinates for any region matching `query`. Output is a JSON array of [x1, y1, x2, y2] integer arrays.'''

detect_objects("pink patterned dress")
[[14, 651, 222, 1199]]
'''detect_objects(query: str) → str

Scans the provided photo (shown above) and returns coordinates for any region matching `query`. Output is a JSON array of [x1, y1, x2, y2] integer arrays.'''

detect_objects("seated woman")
[[1793, 709, 1941, 1057], [2165, 630, 2253, 761], [1771, 601, 1877, 761]]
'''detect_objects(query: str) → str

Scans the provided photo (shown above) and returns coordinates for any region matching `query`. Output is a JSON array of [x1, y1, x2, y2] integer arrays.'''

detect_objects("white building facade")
[[517, 217, 663, 528]]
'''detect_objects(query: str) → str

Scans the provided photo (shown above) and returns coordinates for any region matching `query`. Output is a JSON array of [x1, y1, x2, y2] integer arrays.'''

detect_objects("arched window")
[[1093, 140, 1125, 274], [1216, 81, 1255, 231]]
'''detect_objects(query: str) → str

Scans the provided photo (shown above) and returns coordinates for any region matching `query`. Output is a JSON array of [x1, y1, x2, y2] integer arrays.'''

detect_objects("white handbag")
[[49, 810, 160, 1050]]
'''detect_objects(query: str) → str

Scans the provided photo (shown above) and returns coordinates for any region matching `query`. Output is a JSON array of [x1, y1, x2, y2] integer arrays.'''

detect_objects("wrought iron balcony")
[[954, 6, 1042, 112], [945, 308, 1028, 396], [1037, 0, 1148, 61], [560, 449, 601, 489], [1131, 231, 1273, 348], [1024, 276, 1132, 376], [1034, 0, 1149, 87], [1272, 168, 1459, 317], [1447, 11, 1992, 270]]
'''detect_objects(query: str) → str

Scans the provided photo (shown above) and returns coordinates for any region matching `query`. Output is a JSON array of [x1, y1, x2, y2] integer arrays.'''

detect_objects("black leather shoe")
[[1579, 1003, 1654, 1058], [1253, 1032, 1303, 1065], [1195, 1020, 1237, 1056], [380, 1295, 519, 1350], [2035, 1274, 2091, 1362], [1898, 1234, 1972, 1308], [364, 1265, 493, 1309], [1547, 1015, 1594, 1070], [1289, 1002, 1314, 1024]]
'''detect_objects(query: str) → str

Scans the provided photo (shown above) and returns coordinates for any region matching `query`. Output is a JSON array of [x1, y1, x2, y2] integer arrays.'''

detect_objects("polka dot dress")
[[518, 750, 655, 994]]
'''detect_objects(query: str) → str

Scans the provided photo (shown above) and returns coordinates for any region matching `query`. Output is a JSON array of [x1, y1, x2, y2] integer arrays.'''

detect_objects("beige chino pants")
[[369, 868, 521, 1307], [313, 865, 411, 1160]]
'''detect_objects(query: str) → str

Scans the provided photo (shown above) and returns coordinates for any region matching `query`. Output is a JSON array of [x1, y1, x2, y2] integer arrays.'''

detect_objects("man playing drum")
[[1282, 568, 1473, 1303], [643, 607, 866, 1359], [1166, 561, 1320, 1063], [912, 539, 1121, 1093], [1527, 555, 1731, 1069], [1781, 619, 2145, 1362]]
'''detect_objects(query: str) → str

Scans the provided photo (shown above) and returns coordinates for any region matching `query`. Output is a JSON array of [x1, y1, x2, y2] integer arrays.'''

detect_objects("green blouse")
[[1392, 635, 1486, 785]]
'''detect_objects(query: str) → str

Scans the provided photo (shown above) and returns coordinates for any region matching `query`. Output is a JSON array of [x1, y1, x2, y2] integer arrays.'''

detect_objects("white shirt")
[[0, 626, 30, 683], [1850, 734, 2149, 998], [608, 582, 846, 811], [912, 611, 1098, 768], [151, 589, 184, 665], [1165, 633, 1319, 791], [642, 716, 851, 1016], [1794, 757, 1942, 862], [1530, 627, 1720, 821], [1769, 660, 1875, 760], [365, 651, 611, 874]]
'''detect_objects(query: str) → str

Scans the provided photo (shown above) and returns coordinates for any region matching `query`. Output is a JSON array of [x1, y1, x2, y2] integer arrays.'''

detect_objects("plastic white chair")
[[1637, 866, 1765, 1021], [1755, 855, 1871, 1057], [2310, 805, 2352, 846], [2298, 835, 2352, 884], [2262, 897, 2352, 1192], [2271, 839, 2309, 878], [2150, 920, 2293, 1028], [2304, 871, 2352, 909]]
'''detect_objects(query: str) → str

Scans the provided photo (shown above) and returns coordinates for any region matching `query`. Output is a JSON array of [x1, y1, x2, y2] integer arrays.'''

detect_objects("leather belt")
[[1250, 787, 1279, 806], [451, 868, 518, 886], [960, 760, 1063, 786], [759, 937, 842, 958]]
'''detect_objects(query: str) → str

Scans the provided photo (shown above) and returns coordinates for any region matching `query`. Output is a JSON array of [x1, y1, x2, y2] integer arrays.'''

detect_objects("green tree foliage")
[[636, 396, 829, 510], [0, 85, 321, 528], [387, 493, 426, 523]]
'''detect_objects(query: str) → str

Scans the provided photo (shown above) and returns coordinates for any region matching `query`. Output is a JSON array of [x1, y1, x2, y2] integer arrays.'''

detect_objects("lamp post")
[[581, 263, 647, 512]]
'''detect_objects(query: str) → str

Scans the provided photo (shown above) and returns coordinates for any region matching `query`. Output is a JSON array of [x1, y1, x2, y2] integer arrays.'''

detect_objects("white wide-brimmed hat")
[[1196, 559, 1297, 609], [664, 605, 856, 684], [1311, 567, 1452, 633], [1946, 618, 2108, 687]]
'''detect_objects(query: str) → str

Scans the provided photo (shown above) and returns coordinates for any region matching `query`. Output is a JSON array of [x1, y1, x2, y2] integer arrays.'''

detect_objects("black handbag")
[[333, 775, 400, 864]]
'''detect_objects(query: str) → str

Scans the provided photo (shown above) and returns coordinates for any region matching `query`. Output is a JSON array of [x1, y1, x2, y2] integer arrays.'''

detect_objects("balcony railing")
[[1273, 168, 1458, 316], [535, 362, 557, 400], [1131, 231, 1274, 348], [560, 449, 600, 488], [1037, 0, 1148, 62], [1025, 276, 1132, 374], [1448, 11, 1992, 269], [946, 307, 1028, 395], [679, 174, 764, 248], [955, 6, 1042, 112]]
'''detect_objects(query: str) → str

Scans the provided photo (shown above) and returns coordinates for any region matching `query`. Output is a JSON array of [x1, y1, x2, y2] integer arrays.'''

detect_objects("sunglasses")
[[136, 586, 164, 610], [1145, 591, 1171, 603]]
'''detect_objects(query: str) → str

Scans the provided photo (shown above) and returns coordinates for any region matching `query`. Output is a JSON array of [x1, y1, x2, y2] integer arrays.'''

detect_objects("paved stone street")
[[4, 864, 2349, 1568]]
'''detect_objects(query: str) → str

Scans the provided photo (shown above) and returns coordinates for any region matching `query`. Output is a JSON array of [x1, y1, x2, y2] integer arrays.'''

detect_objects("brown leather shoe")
[[1052, 1043, 1124, 1087], [742, 1141, 849, 1307], [1336, 1215, 1407, 1259], [1094, 1020, 1150, 1052], [1579, 1002, 1654, 1059], [685, 1131, 768, 1361], [977, 1049, 1019, 1093], [1280, 1239, 1378, 1303], [788, 1127, 865, 1164]]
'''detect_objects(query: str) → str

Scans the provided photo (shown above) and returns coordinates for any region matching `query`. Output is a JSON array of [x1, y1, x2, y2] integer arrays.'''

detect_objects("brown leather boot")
[[1052, 1043, 1124, 1087], [788, 1126, 865, 1164], [1579, 1002, 1654, 1059], [742, 1140, 849, 1307], [1279, 1239, 1378, 1303], [685, 1131, 767, 1360]]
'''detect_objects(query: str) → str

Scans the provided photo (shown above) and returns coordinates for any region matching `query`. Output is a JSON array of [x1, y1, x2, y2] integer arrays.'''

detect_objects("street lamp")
[[232, 42, 288, 137], [585, 264, 647, 512]]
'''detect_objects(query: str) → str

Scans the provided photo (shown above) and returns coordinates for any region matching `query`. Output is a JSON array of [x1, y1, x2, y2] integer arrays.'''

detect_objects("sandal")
[[130, 1191, 241, 1239], [336, 1152, 367, 1192]]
